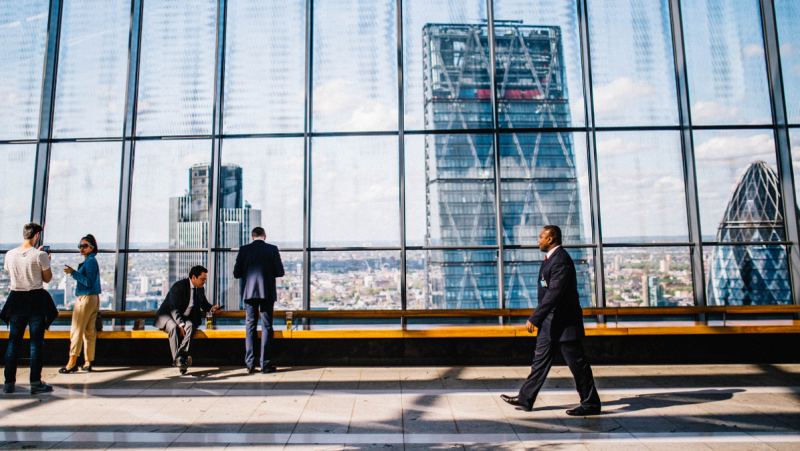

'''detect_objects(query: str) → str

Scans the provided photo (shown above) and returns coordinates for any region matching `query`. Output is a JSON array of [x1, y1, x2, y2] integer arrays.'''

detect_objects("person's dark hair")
[[81, 234, 99, 255], [23, 222, 43, 240], [189, 265, 208, 280], [543, 225, 563, 245], [251, 227, 266, 238]]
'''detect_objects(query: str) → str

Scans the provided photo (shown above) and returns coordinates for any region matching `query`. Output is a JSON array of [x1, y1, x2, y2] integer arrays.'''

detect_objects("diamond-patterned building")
[[707, 161, 792, 305]]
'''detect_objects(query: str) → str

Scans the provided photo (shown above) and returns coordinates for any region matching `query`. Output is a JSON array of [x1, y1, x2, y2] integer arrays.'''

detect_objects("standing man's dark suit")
[[503, 226, 601, 416], [234, 237, 285, 372], [154, 278, 213, 370]]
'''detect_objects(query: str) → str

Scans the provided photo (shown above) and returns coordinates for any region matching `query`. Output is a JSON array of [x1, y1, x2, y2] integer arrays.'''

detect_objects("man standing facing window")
[[234, 227, 285, 374]]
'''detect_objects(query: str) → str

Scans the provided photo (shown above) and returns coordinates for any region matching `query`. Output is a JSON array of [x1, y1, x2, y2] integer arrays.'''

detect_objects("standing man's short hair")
[[543, 225, 563, 245], [251, 227, 266, 238], [23, 222, 43, 240], [189, 265, 207, 279]]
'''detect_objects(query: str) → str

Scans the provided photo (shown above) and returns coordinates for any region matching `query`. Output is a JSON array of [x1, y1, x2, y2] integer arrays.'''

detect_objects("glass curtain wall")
[[1, 0, 798, 312]]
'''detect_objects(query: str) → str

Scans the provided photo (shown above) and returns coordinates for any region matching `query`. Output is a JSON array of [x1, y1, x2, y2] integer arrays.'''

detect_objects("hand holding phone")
[[64, 265, 75, 274], [41, 245, 50, 255]]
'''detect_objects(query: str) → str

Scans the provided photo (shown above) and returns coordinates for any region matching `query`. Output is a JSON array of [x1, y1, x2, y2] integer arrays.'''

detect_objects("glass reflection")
[[125, 252, 206, 310], [500, 132, 592, 245], [311, 251, 401, 310], [776, 0, 800, 124], [596, 131, 689, 242], [45, 142, 121, 249], [406, 249, 497, 310], [136, 0, 216, 136], [223, 0, 305, 134], [312, 0, 398, 132], [587, 0, 678, 126], [693, 130, 781, 240], [603, 247, 694, 307], [682, 0, 772, 125], [46, 252, 115, 311], [704, 244, 791, 305], [0, 0, 48, 140], [0, 145, 35, 249], [792, 130, 800, 209], [128, 139, 211, 249], [53, 0, 129, 138], [216, 251, 302, 311], [494, 0, 585, 127], [219, 138, 304, 248], [311, 136, 399, 247], [504, 248, 594, 309]]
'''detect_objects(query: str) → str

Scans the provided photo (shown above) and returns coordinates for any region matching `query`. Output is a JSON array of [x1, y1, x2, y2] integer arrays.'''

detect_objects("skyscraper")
[[707, 161, 791, 305], [422, 23, 591, 309], [169, 164, 261, 310]]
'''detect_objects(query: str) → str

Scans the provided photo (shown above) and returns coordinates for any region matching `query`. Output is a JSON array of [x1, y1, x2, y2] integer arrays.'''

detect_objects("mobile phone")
[[42, 246, 50, 255]]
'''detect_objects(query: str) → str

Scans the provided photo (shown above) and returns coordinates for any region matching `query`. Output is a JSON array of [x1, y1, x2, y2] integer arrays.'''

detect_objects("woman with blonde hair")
[[60, 234, 101, 373]]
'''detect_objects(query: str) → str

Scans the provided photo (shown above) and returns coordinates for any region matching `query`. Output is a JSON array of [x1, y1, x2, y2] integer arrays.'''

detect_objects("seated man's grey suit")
[[154, 278, 212, 366]]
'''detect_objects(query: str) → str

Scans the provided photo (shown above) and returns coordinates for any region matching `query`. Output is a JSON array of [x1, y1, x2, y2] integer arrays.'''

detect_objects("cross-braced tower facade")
[[708, 161, 791, 305], [422, 23, 591, 309]]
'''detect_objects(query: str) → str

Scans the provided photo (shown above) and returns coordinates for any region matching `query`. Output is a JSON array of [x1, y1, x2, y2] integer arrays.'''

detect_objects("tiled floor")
[[0, 364, 799, 450]]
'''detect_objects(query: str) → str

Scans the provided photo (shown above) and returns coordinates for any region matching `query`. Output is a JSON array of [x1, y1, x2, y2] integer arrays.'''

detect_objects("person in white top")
[[2, 223, 55, 395]]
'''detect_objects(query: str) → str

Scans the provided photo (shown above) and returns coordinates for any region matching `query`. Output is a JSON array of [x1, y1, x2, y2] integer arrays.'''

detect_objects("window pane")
[[0, 254, 8, 307], [219, 138, 304, 248], [311, 251, 401, 310], [505, 247, 594, 309], [494, 0, 586, 128], [693, 130, 782, 241], [125, 252, 207, 310], [405, 134, 496, 247], [223, 0, 305, 134], [216, 250, 302, 311], [604, 247, 694, 307], [312, 0, 397, 132], [128, 140, 211, 249], [776, 0, 800, 124], [501, 132, 592, 245], [596, 131, 689, 242], [0, 0, 49, 140], [136, 0, 216, 136], [682, 0, 772, 125], [45, 252, 115, 310], [45, 142, 121, 249], [402, 0, 489, 131], [793, 129, 800, 208], [406, 249, 497, 309], [0, 145, 35, 249], [52, 0, 130, 138], [311, 136, 399, 247], [704, 244, 791, 305], [588, 0, 678, 126]]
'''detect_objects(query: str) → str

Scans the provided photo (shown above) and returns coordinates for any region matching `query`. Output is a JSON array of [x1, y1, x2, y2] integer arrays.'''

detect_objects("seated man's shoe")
[[178, 356, 192, 375], [30, 381, 53, 395], [500, 394, 531, 411], [566, 405, 601, 416], [3, 383, 15, 394], [261, 366, 277, 374]]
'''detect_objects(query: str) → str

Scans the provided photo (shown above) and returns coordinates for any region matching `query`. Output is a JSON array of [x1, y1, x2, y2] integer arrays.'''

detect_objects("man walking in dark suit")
[[501, 225, 601, 416], [154, 266, 222, 374], [234, 227, 285, 374]]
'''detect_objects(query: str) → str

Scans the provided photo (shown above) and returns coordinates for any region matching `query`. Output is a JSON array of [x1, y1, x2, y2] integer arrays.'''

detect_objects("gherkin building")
[[707, 161, 792, 305]]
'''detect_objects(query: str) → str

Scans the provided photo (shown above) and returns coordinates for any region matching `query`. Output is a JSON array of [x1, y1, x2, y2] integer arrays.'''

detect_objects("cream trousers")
[[70, 294, 99, 361]]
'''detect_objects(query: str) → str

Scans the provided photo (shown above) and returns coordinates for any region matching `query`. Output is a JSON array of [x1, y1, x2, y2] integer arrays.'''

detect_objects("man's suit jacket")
[[153, 278, 212, 330], [528, 246, 585, 343], [233, 240, 285, 307]]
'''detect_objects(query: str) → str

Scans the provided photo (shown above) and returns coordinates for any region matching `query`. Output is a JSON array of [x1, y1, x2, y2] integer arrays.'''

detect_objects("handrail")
[[58, 305, 800, 320]]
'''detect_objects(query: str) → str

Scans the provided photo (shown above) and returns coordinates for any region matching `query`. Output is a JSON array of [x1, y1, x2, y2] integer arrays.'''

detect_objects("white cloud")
[[690, 101, 740, 124], [48, 160, 72, 178], [743, 44, 764, 58], [793, 65, 800, 77], [782, 43, 797, 57], [592, 77, 655, 114], [694, 133, 774, 161], [594, 137, 649, 157], [313, 78, 398, 132]]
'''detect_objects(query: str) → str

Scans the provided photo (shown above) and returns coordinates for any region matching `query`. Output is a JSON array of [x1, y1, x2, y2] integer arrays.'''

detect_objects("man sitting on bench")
[[153, 265, 222, 374]]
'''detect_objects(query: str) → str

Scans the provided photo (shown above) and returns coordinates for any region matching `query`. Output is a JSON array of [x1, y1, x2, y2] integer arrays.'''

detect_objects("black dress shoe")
[[500, 394, 531, 411], [566, 405, 601, 416], [261, 366, 277, 374], [246, 367, 257, 374]]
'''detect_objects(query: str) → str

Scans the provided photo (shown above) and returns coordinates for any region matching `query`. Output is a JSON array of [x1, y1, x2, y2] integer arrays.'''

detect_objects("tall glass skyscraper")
[[708, 161, 792, 305], [422, 23, 591, 309]]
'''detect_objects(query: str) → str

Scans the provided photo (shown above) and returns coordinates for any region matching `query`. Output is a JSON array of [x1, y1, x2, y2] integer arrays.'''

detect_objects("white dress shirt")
[[545, 245, 561, 261]]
